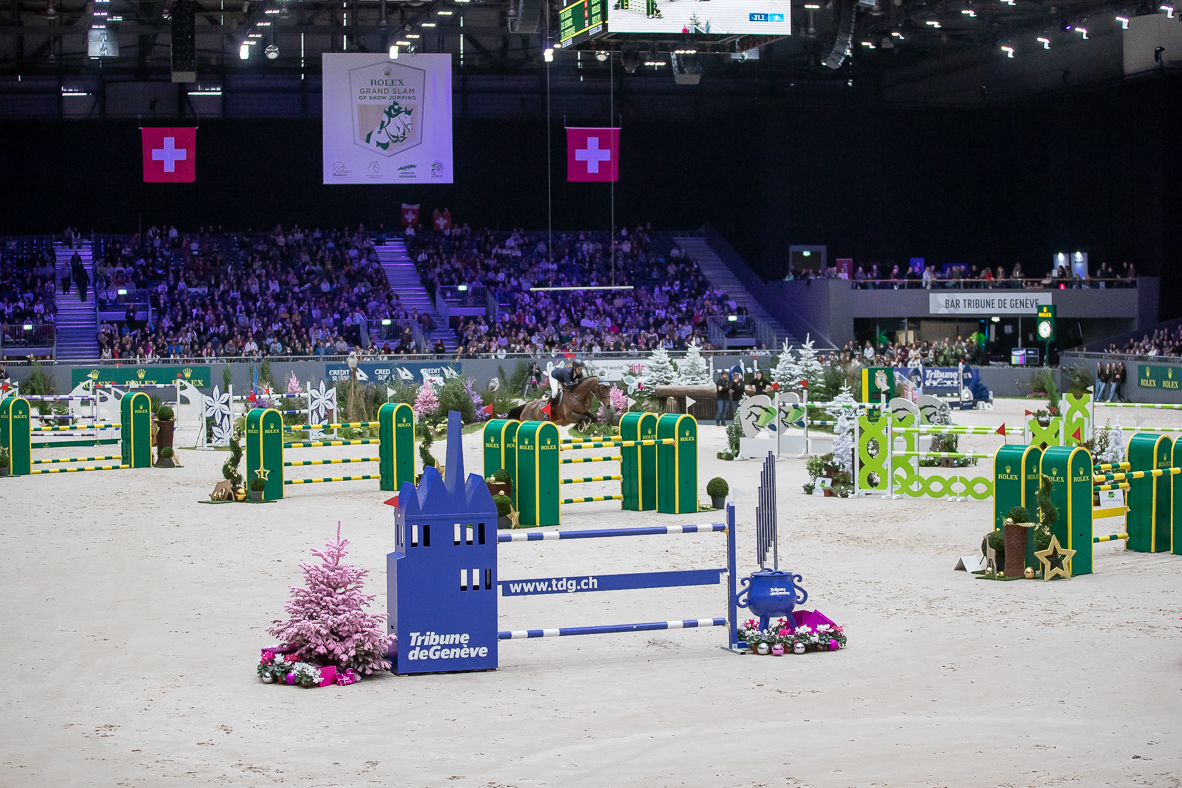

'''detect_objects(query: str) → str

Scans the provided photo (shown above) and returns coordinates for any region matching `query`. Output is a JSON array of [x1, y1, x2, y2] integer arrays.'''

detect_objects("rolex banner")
[[321, 53, 453, 184]]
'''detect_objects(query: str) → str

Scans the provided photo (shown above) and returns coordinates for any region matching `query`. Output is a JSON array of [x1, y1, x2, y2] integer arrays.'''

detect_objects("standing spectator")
[[1110, 362, 1125, 402], [715, 371, 731, 426], [752, 369, 769, 396], [1094, 362, 1108, 401], [729, 371, 745, 410]]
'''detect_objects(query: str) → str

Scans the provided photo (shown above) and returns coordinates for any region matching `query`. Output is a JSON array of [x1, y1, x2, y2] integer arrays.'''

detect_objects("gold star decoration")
[[254, 466, 271, 482], [1035, 535, 1076, 581], [507, 508, 521, 529]]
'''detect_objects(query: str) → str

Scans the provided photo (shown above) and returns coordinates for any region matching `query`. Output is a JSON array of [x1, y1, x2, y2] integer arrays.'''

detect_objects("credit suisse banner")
[[326, 361, 461, 385], [322, 53, 453, 184], [928, 293, 1050, 315]]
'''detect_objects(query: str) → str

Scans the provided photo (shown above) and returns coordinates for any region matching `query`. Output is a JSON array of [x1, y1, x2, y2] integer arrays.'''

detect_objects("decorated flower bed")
[[739, 610, 847, 655]]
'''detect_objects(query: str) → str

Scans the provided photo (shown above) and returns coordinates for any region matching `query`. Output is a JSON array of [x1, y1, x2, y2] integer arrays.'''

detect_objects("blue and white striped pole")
[[499, 618, 726, 640]]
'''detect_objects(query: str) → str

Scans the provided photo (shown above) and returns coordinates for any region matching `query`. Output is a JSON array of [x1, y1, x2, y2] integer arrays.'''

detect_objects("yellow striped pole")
[[561, 454, 621, 464], [31, 455, 120, 464], [561, 475, 623, 484], [1094, 482, 1131, 491], [562, 439, 676, 450], [1094, 462, 1131, 472], [1094, 467, 1182, 483], [284, 439, 380, 449], [284, 421, 380, 432], [1093, 532, 1129, 543], [561, 494, 624, 504], [284, 457, 379, 467], [30, 464, 130, 474], [284, 474, 382, 485]]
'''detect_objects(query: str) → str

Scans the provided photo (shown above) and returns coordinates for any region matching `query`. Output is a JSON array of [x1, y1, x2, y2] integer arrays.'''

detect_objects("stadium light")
[[1001, 45, 1015, 57], [1037, 36, 1050, 48], [925, 20, 941, 27], [389, 44, 399, 59], [961, 9, 977, 17], [1076, 27, 1088, 39], [543, 47, 554, 62], [240, 43, 250, 59], [1162, 5, 1175, 18], [1116, 15, 1130, 27]]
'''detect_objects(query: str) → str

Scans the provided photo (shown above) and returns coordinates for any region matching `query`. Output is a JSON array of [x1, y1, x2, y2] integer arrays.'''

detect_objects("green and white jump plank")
[[283, 457, 380, 467], [284, 474, 381, 485]]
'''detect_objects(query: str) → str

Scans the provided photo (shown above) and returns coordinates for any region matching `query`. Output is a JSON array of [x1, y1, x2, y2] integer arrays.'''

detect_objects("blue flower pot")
[[735, 569, 808, 631]]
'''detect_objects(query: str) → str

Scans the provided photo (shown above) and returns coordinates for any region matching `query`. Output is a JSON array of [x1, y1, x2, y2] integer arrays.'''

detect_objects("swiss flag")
[[401, 204, 420, 228], [142, 127, 196, 183], [433, 208, 452, 232], [567, 127, 619, 182]]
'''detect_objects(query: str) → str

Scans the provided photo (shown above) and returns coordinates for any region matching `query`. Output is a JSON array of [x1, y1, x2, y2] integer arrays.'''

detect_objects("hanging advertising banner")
[[71, 365, 212, 388], [929, 293, 1050, 315], [326, 361, 462, 385], [322, 53, 453, 184]]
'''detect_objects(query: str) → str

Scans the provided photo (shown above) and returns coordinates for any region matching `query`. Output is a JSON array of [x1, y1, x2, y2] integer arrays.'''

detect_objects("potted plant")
[[493, 493, 515, 529], [250, 476, 267, 502], [156, 446, 177, 468], [1002, 505, 1035, 578], [706, 477, 729, 509], [0, 449, 8, 478], [155, 405, 175, 454], [487, 469, 513, 499]]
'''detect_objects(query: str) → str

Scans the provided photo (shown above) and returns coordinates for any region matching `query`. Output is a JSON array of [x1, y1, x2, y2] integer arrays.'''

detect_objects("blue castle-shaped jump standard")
[[388, 410, 499, 674]]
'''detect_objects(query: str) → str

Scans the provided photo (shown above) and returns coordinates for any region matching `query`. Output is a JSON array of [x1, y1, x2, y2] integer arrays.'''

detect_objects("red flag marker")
[[995, 424, 1007, 436], [1072, 427, 1082, 442], [383, 494, 399, 507], [542, 401, 552, 418], [1024, 409, 1033, 417], [481, 402, 494, 416]]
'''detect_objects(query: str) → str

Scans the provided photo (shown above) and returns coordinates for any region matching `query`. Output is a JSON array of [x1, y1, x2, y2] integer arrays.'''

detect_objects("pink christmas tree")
[[413, 383, 440, 420], [267, 523, 394, 674], [286, 371, 303, 396]]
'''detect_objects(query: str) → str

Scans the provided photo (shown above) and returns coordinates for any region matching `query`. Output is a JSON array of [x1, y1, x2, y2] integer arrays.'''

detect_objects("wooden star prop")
[[507, 508, 521, 529], [1035, 535, 1075, 581], [254, 466, 271, 482]]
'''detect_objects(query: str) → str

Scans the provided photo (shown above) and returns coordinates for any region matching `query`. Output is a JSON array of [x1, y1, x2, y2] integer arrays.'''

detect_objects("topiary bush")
[[160, 446, 174, 458], [493, 469, 512, 483], [493, 494, 513, 517], [157, 405, 175, 421], [706, 477, 729, 498]]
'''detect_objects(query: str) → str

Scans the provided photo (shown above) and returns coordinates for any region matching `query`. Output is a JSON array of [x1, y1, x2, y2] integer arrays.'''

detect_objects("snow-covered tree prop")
[[772, 340, 801, 392], [795, 335, 825, 395], [676, 342, 712, 385], [641, 346, 677, 391], [1096, 420, 1126, 466], [413, 382, 440, 420], [826, 383, 858, 474], [266, 523, 394, 674]]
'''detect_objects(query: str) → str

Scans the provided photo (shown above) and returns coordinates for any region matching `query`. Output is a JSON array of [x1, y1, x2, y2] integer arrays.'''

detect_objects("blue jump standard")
[[499, 618, 728, 639]]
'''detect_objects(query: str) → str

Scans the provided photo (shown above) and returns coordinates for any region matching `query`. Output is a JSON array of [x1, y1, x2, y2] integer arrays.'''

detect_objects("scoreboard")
[[558, 0, 607, 47]]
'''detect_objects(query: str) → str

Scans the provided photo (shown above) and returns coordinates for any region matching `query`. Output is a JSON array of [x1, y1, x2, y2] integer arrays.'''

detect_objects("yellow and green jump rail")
[[246, 403, 414, 500], [1, 393, 151, 476], [483, 412, 699, 527]]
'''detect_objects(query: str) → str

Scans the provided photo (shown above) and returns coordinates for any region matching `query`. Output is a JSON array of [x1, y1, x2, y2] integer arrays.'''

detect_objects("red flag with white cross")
[[142, 127, 196, 183], [567, 127, 619, 182], [401, 204, 420, 228]]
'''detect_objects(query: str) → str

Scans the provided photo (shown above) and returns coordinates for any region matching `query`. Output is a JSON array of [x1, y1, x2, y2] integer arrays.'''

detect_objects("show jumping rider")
[[548, 360, 585, 404]]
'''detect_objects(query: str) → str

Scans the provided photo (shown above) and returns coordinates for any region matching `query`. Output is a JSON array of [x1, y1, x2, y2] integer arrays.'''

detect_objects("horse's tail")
[[508, 404, 525, 420]]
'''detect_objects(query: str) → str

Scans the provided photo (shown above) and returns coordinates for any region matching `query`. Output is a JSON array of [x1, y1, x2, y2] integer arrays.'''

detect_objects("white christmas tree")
[[1097, 420, 1126, 466], [676, 342, 712, 385], [795, 335, 825, 395], [771, 339, 801, 391], [642, 346, 678, 390], [826, 383, 858, 474]]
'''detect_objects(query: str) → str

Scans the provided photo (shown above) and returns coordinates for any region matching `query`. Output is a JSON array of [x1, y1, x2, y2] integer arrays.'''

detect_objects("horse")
[[509, 375, 613, 427]]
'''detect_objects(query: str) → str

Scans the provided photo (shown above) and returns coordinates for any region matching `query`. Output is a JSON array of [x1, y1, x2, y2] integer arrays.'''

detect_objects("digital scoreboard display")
[[558, 0, 791, 48], [558, 0, 607, 47], [607, 0, 790, 35]]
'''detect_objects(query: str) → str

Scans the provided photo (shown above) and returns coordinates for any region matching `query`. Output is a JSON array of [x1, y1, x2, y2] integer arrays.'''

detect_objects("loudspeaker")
[[171, 0, 197, 82]]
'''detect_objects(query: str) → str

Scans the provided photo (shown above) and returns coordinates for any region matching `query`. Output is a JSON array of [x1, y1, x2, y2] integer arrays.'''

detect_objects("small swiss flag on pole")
[[567, 127, 619, 182], [142, 127, 196, 183], [401, 204, 420, 228]]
